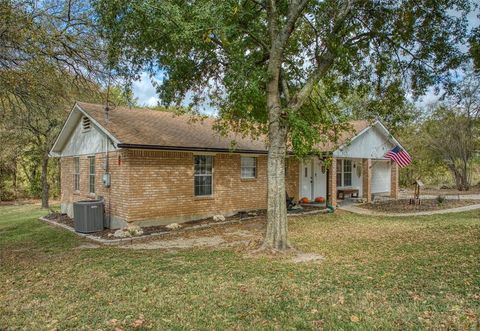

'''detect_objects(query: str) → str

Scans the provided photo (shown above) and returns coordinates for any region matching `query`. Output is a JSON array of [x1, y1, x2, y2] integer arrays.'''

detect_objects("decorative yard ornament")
[[410, 179, 425, 205]]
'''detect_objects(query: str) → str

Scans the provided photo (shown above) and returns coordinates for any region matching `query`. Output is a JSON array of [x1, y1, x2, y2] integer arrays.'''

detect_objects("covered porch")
[[298, 157, 399, 207]]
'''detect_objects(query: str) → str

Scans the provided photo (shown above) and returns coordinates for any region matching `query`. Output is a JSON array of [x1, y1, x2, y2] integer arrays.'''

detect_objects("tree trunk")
[[40, 151, 49, 208], [264, 127, 289, 250], [448, 163, 470, 191], [461, 160, 470, 191], [263, 88, 289, 250], [12, 157, 17, 199]]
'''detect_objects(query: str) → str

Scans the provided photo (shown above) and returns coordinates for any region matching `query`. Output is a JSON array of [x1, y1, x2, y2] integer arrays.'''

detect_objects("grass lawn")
[[0, 204, 479, 330]]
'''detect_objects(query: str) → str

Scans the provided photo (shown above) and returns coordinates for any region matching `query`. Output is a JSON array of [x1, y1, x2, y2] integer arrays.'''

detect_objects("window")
[[73, 157, 80, 191], [241, 156, 257, 179], [82, 116, 91, 132], [88, 156, 95, 193], [336, 159, 342, 186], [343, 160, 352, 186], [194, 155, 213, 196], [336, 159, 353, 187]]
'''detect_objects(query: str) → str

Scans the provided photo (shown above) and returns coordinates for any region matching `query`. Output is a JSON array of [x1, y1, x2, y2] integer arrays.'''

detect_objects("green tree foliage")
[[0, 0, 105, 207], [107, 85, 138, 108], [423, 107, 478, 190], [398, 67, 480, 190], [97, 0, 474, 249]]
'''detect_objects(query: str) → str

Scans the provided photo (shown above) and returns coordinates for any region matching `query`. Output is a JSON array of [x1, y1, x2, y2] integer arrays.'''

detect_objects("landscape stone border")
[[38, 207, 328, 245]]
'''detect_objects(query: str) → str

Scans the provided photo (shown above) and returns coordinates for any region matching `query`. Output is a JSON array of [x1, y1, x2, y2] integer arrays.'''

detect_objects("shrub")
[[436, 195, 446, 204]]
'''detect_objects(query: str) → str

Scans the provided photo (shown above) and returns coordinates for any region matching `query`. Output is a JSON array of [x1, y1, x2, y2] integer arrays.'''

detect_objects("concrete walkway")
[[339, 203, 480, 217]]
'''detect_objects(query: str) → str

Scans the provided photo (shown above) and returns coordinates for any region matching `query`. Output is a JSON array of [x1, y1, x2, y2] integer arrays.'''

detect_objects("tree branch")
[[288, 51, 334, 111]]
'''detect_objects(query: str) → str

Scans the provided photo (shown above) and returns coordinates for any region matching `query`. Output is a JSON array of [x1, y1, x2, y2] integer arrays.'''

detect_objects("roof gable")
[[333, 121, 400, 159], [50, 104, 119, 156]]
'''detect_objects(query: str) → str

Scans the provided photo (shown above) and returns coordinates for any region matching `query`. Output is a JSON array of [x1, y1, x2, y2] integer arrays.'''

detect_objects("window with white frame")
[[336, 159, 353, 187], [88, 156, 95, 193], [194, 155, 213, 196], [336, 159, 342, 186], [343, 160, 352, 186], [73, 157, 80, 191], [241, 156, 257, 179]]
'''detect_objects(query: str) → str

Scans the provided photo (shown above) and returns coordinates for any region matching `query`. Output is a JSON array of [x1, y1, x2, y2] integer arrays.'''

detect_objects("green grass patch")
[[0, 205, 479, 330]]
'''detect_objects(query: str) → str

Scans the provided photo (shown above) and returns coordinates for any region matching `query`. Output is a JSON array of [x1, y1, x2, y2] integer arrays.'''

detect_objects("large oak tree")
[[97, 0, 474, 250]]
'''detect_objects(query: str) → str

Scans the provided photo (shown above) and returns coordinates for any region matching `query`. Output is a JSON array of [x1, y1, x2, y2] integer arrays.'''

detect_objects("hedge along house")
[[50, 102, 404, 229]]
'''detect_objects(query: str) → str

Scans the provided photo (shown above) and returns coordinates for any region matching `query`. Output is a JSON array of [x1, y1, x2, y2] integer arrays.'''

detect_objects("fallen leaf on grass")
[[131, 319, 144, 329], [350, 315, 360, 322]]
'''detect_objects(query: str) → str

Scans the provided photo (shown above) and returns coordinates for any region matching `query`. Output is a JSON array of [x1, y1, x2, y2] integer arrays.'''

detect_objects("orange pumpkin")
[[300, 197, 310, 204], [314, 197, 325, 203]]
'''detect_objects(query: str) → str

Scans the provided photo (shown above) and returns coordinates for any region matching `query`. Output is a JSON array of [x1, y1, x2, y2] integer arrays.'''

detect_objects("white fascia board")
[[374, 120, 408, 153], [50, 103, 81, 156]]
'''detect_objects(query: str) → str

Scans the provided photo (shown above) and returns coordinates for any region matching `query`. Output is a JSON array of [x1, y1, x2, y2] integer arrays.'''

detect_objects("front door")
[[300, 160, 314, 200], [313, 158, 326, 199]]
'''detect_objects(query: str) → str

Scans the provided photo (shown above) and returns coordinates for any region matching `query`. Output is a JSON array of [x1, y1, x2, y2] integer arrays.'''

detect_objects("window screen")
[[89, 156, 95, 193], [194, 155, 213, 196], [241, 156, 257, 178], [73, 157, 80, 191]]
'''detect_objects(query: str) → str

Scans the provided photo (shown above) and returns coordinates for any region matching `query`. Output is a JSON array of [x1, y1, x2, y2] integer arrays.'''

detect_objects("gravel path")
[[339, 203, 480, 217]]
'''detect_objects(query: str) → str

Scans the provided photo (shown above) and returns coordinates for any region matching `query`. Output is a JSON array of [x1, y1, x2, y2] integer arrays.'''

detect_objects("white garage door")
[[371, 161, 391, 193]]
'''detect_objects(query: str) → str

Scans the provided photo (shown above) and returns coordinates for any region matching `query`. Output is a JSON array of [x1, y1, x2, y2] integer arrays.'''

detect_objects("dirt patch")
[[123, 236, 227, 250], [292, 253, 325, 263], [121, 224, 261, 250], [358, 199, 479, 213], [44, 212, 74, 227]]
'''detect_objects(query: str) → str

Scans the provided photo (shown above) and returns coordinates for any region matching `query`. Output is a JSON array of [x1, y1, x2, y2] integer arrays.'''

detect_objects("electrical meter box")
[[102, 173, 111, 188]]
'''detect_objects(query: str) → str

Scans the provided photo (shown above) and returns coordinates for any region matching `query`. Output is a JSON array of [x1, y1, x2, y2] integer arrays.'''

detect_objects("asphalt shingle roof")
[[77, 102, 370, 153]]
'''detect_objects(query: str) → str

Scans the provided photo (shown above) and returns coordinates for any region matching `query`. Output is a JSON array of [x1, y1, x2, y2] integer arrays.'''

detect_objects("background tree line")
[[0, 0, 135, 206]]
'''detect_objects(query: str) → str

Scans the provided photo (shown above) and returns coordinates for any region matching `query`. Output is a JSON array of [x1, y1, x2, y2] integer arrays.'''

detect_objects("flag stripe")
[[384, 145, 412, 168]]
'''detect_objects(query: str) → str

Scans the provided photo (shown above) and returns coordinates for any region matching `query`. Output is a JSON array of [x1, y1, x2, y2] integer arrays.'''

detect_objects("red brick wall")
[[362, 158, 372, 203], [327, 157, 337, 207], [60, 151, 129, 223], [61, 150, 300, 226], [123, 150, 299, 223], [390, 161, 399, 199]]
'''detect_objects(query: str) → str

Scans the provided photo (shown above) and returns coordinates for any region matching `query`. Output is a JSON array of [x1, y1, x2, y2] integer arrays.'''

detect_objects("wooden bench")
[[337, 188, 359, 199]]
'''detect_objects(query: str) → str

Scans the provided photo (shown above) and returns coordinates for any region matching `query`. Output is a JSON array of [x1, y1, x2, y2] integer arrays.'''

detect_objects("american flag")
[[385, 145, 412, 168]]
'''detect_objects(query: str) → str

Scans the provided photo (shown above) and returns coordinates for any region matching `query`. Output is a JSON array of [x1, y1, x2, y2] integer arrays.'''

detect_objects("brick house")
[[50, 102, 404, 228]]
